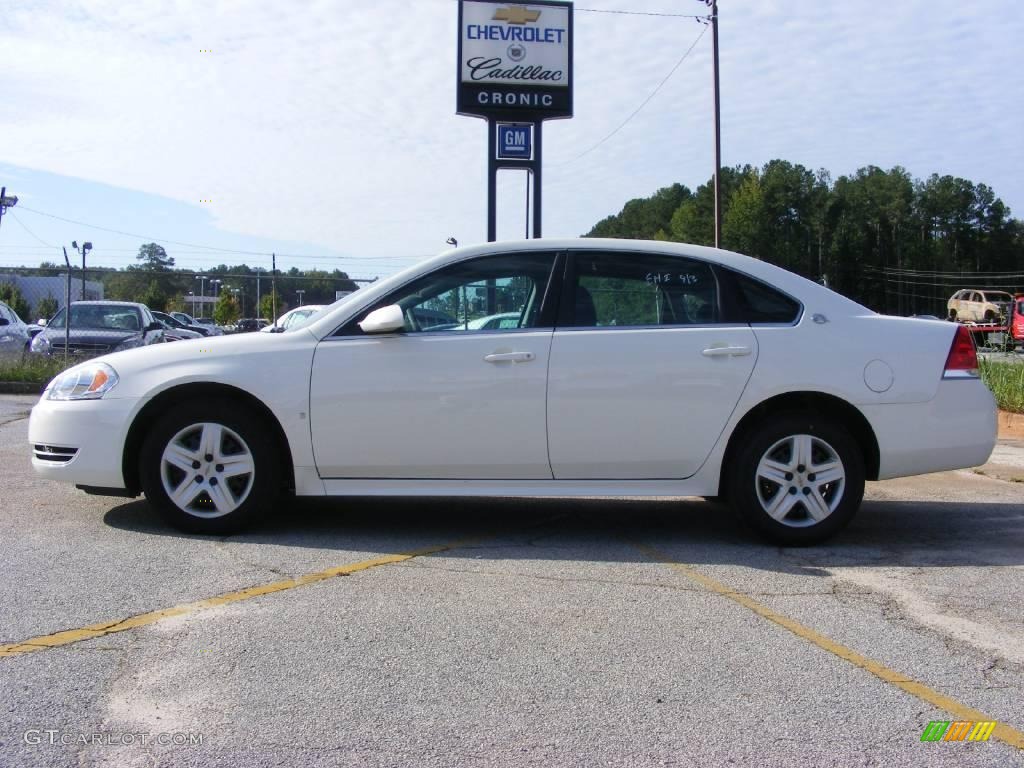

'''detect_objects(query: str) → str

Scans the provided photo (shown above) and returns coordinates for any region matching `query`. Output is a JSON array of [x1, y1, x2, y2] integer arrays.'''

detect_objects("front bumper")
[[28, 395, 140, 490], [862, 378, 997, 480]]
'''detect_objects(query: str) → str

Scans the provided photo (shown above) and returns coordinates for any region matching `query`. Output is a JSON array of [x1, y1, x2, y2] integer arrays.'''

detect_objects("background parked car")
[[466, 311, 522, 330], [30, 301, 165, 357], [151, 311, 204, 341], [195, 317, 225, 335], [26, 321, 47, 341], [0, 300, 31, 361], [171, 312, 223, 336], [261, 305, 326, 333], [947, 289, 1014, 322], [234, 318, 270, 333]]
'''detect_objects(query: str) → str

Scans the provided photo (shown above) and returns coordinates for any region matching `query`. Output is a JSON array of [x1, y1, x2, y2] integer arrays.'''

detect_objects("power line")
[[16, 205, 277, 256], [575, 7, 711, 19], [864, 265, 1024, 278], [15, 204, 353, 261], [550, 23, 709, 168], [8, 212, 58, 250]]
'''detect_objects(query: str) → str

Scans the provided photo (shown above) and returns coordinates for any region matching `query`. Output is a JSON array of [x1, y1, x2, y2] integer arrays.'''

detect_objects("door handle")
[[701, 345, 752, 358], [484, 351, 535, 363]]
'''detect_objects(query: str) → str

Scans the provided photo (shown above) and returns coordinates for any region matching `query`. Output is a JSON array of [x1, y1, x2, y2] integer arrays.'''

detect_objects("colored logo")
[[920, 721, 996, 742], [497, 124, 532, 159], [493, 6, 541, 24], [507, 43, 526, 61]]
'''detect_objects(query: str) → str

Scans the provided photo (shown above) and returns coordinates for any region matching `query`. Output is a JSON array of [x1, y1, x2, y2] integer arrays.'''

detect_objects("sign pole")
[[487, 118, 498, 242], [456, 0, 573, 244], [532, 120, 543, 238]]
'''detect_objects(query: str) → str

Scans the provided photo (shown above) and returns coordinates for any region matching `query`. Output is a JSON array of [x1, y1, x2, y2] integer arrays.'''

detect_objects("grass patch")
[[979, 358, 1024, 414], [0, 356, 70, 386]]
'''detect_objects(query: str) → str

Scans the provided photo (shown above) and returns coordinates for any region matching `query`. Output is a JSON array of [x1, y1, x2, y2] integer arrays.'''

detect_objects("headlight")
[[47, 363, 120, 401], [31, 334, 51, 353]]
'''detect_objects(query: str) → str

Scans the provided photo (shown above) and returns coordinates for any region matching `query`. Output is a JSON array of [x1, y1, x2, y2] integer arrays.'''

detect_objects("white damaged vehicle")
[[29, 239, 996, 544]]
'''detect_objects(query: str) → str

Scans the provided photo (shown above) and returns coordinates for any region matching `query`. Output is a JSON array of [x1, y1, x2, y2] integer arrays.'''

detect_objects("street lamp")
[[296, 289, 305, 306], [71, 241, 93, 300], [0, 186, 18, 231], [195, 274, 207, 317], [211, 279, 222, 298], [187, 291, 195, 316]]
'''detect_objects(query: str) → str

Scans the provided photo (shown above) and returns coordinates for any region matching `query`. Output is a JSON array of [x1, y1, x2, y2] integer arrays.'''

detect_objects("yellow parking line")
[[0, 538, 479, 659], [631, 541, 1024, 751]]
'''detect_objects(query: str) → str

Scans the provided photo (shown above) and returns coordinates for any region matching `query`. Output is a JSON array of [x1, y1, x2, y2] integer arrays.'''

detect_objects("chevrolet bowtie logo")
[[493, 6, 541, 24]]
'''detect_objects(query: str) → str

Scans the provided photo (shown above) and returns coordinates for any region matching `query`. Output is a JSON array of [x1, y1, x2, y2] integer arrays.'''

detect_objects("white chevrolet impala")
[[28, 240, 997, 544]]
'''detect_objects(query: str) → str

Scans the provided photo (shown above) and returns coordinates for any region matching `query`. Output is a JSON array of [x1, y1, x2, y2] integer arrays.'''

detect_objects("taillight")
[[943, 325, 978, 377]]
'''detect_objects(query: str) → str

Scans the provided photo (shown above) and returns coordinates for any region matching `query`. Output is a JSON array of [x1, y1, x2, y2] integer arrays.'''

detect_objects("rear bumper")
[[862, 379, 997, 480], [28, 396, 139, 489]]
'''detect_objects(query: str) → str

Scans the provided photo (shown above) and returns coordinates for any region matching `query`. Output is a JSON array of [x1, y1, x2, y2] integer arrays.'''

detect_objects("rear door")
[[546, 250, 758, 479]]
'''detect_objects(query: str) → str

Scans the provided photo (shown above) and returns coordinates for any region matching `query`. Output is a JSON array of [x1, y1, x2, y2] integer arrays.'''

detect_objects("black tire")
[[948, 309, 957, 321], [728, 413, 865, 546], [140, 399, 280, 534], [984, 310, 996, 322]]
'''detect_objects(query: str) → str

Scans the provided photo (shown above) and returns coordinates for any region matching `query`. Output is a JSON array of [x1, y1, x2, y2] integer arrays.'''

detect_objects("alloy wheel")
[[754, 433, 846, 528], [160, 422, 255, 518]]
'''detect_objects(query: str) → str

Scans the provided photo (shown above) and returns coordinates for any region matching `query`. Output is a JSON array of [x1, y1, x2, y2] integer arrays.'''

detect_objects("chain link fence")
[[0, 265, 376, 366]]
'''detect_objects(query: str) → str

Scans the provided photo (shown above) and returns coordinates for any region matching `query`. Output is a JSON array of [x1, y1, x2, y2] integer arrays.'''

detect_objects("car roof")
[[70, 301, 145, 308], [303, 237, 872, 340]]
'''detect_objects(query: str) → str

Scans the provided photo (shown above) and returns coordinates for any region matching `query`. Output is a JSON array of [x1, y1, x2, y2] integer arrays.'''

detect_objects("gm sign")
[[497, 124, 533, 159], [457, 0, 574, 119]]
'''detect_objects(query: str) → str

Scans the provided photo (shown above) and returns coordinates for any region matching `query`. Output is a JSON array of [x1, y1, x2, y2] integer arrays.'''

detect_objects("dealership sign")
[[457, 0, 573, 119]]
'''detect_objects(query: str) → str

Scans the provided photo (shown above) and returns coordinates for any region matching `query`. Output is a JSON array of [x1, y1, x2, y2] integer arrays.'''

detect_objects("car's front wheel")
[[140, 400, 279, 534], [730, 414, 865, 545]]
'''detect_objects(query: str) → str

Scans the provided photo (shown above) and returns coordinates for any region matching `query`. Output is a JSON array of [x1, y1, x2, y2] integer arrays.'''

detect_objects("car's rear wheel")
[[730, 414, 864, 545], [140, 400, 279, 534]]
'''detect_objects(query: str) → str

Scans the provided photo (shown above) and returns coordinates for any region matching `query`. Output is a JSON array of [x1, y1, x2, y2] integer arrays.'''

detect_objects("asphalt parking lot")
[[1, 393, 1023, 767]]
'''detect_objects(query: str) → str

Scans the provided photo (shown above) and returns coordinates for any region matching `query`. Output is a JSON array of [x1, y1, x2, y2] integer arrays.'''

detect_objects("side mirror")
[[145, 321, 163, 332], [0, 318, 9, 327], [358, 304, 405, 334], [38, 319, 48, 327]]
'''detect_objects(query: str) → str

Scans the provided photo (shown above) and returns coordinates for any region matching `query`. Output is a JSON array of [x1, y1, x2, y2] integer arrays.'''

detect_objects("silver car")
[[0, 300, 30, 362]]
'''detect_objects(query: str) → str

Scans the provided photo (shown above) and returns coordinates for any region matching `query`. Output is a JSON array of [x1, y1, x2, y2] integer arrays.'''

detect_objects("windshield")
[[983, 292, 1013, 302], [47, 305, 141, 331], [283, 306, 327, 331], [154, 312, 185, 329]]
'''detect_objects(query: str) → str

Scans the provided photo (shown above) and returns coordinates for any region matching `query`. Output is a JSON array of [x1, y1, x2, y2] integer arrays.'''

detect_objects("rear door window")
[[563, 251, 720, 327], [727, 271, 802, 324]]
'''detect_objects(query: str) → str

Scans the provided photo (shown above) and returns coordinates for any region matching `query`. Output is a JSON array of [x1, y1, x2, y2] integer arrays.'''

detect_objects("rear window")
[[730, 272, 801, 324]]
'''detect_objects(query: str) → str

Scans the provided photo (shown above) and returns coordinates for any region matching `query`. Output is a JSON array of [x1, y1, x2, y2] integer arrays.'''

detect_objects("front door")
[[309, 251, 559, 479]]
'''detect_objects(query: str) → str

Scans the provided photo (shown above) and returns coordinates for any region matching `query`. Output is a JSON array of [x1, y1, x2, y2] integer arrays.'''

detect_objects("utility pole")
[[62, 247, 71, 365], [711, 0, 722, 248], [0, 187, 18, 231]]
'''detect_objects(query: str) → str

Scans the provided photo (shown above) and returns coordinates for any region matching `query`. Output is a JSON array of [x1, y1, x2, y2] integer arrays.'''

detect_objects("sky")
[[1, 0, 1022, 281]]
